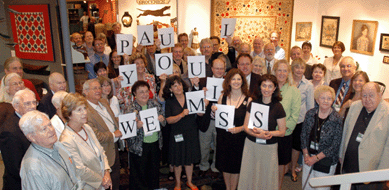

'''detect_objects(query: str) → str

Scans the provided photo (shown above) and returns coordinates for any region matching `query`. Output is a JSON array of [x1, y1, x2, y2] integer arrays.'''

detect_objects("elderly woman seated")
[[0, 73, 25, 126], [19, 110, 83, 189], [59, 93, 112, 190]]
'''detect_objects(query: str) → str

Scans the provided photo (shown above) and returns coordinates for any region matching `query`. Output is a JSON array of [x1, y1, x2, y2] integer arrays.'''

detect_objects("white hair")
[[12, 88, 35, 107], [51, 91, 69, 109], [0, 73, 22, 103], [82, 79, 99, 95], [19, 110, 49, 136]]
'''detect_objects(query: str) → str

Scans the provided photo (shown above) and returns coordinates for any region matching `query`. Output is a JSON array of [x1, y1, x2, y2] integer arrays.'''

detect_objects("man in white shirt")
[[270, 31, 286, 60], [83, 79, 122, 190]]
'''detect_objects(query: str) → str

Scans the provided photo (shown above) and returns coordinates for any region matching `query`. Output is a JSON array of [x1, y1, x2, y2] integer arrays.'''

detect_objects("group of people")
[[0, 24, 388, 190]]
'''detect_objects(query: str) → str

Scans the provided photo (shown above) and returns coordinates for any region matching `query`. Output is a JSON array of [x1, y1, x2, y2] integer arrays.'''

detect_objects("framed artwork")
[[295, 22, 312, 41], [210, 0, 294, 57], [320, 16, 340, 48], [350, 20, 378, 56], [379, 33, 389, 52], [383, 56, 389, 64], [8, 4, 54, 61]]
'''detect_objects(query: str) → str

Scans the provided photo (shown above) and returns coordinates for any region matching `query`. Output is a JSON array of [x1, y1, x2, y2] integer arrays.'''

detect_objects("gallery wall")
[[292, 0, 389, 98]]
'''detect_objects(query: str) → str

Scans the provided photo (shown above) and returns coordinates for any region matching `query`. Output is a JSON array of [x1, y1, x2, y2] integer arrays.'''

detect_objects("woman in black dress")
[[163, 75, 203, 190], [211, 68, 251, 190]]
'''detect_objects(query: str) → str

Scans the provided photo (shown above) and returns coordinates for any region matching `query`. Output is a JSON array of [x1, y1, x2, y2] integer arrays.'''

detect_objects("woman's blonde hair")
[[61, 93, 87, 122], [272, 59, 295, 86], [0, 73, 23, 103], [314, 85, 335, 101]]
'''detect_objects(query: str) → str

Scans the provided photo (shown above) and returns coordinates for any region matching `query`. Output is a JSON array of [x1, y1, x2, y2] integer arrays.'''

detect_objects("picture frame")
[[8, 4, 54, 61], [383, 56, 389, 64], [320, 16, 340, 48], [379, 33, 389, 52], [350, 20, 378, 56], [295, 22, 312, 41]]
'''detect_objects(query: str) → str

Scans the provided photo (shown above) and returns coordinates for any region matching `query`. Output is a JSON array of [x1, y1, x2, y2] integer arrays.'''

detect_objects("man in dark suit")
[[83, 79, 122, 190], [236, 53, 261, 92], [0, 89, 37, 190], [192, 58, 226, 178], [329, 56, 357, 111], [37, 72, 67, 118]]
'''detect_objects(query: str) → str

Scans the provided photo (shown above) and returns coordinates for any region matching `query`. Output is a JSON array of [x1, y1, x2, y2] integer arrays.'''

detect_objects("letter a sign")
[[118, 112, 137, 139], [137, 25, 154, 46], [248, 102, 269, 130], [187, 56, 206, 79]]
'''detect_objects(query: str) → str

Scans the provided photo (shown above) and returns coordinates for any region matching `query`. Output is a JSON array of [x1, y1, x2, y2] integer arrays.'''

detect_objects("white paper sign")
[[248, 102, 269, 130], [139, 107, 160, 136], [187, 56, 206, 79], [220, 18, 237, 38], [119, 64, 138, 88], [206, 78, 224, 101], [158, 27, 175, 49], [215, 104, 235, 130], [137, 25, 154, 46], [118, 112, 137, 139], [155, 53, 173, 76], [185, 90, 205, 114], [116, 34, 133, 55]]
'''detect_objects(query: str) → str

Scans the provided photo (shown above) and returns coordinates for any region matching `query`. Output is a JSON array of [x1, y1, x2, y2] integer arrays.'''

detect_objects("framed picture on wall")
[[320, 16, 340, 48], [350, 20, 378, 56], [295, 22, 312, 41], [379, 33, 389, 52]]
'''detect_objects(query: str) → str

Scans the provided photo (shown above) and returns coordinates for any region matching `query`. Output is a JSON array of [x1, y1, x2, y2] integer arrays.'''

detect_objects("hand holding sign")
[[118, 113, 137, 140], [187, 56, 206, 79], [248, 102, 270, 143], [220, 18, 237, 38], [119, 64, 138, 88], [116, 34, 133, 55]]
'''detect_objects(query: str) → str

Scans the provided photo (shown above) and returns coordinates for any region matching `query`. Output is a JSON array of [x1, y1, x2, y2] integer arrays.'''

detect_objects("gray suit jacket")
[[60, 124, 110, 190], [340, 100, 389, 172], [86, 98, 119, 166]]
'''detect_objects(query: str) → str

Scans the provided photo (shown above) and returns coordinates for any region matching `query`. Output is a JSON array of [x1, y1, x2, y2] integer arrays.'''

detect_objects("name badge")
[[333, 104, 341, 112], [256, 138, 266, 144], [145, 132, 153, 137], [310, 141, 319, 150], [174, 134, 184, 142], [356, 133, 363, 143]]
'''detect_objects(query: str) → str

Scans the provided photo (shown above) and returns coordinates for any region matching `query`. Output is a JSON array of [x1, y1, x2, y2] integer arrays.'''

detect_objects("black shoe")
[[198, 169, 208, 177]]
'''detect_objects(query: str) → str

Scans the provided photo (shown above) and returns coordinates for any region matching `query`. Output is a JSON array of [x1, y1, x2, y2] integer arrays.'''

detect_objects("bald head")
[[49, 72, 67, 93], [290, 46, 302, 61], [339, 56, 357, 81], [239, 43, 251, 55], [362, 82, 382, 113], [253, 37, 264, 54], [232, 36, 242, 48]]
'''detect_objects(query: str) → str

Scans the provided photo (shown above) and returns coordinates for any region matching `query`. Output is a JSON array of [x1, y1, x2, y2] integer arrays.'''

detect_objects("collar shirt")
[[87, 100, 118, 142], [296, 76, 315, 123]]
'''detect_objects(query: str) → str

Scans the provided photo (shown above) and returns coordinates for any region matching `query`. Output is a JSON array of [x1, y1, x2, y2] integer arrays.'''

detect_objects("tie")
[[335, 83, 346, 105], [267, 62, 271, 74]]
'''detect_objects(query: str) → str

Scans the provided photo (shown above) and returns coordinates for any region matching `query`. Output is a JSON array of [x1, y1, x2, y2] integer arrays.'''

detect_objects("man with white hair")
[[19, 110, 84, 190], [83, 79, 122, 190], [270, 31, 286, 59], [0, 89, 37, 189], [339, 82, 389, 189], [38, 72, 67, 118], [263, 43, 278, 74], [251, 37, 265, 58], [50, 91, 69, 140]]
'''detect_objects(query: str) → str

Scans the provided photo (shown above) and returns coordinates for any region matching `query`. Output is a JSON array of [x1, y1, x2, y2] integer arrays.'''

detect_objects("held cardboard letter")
[[119, 112, 137, 139], [215, 104, 235, 130], [119, 64, 138, 88], [116, 34, 133, 55], [206, 77, 224, 101], [185, 90, 205, 114], [155, 53, 173, 76]]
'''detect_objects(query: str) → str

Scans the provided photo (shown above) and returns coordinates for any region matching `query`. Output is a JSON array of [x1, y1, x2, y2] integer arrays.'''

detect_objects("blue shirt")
[[86, 53, 109, 79]]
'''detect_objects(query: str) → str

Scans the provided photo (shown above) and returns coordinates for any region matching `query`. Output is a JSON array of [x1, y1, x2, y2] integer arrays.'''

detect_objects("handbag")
[[313, 157, 332, 173]]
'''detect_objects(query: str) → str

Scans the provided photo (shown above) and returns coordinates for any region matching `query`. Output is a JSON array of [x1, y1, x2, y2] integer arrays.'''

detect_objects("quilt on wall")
[[9, 4, 54, 61], [211, 0, 294, 57]]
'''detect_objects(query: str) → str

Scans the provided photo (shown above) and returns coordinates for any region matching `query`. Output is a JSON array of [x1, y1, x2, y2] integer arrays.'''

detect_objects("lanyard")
[[32, 144, 73, 183]]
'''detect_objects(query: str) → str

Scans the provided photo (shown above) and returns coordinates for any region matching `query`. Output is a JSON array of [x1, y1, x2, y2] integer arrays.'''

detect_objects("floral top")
[[116, 73, 157, 113]]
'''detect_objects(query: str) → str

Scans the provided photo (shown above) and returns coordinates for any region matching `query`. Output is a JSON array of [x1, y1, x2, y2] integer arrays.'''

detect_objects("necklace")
[[75, 127, 88, 141], [230, 94, 243, 107]]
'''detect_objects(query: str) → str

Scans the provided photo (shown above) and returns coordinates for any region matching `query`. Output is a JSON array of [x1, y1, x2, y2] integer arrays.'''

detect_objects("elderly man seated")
[[19, 110, 84, 190]]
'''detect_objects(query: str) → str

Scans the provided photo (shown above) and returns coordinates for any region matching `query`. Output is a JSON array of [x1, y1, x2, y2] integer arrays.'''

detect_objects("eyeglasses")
[[9, 81, 24, 87], [340, 64, 354, 69], [23, 101, 39, 107]]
